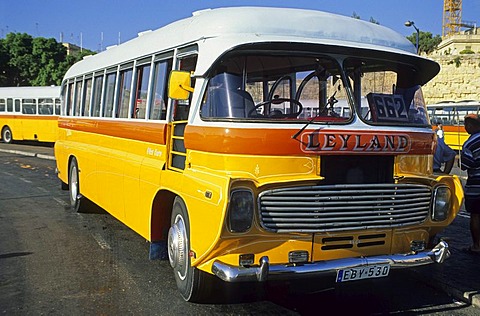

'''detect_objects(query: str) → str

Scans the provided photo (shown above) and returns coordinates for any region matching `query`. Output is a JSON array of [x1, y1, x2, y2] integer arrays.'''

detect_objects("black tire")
[[168, 197, 212, 302], [68, 157, 84, 212], [2, 126, 12, 143]]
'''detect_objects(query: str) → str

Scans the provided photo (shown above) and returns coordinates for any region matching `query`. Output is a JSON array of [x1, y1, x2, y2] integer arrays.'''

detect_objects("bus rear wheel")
[[2, 126, 12, 143], [168, 197, 212, 302], [68, 157, 85, 212]]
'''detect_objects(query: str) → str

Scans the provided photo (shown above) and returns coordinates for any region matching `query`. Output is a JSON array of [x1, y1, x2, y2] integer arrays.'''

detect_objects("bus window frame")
[[22, 98, 37, 115], [116, 65, 134, 119], [73, 79, 83, 117], [172, 52, 198, 122], [133, 57, 153, 120], [14, 99, 21, 113], [149, 56, 173, 121], [82, 75, 93, 117], [92, 72, 105, 117], [103, 68, 118, 118]]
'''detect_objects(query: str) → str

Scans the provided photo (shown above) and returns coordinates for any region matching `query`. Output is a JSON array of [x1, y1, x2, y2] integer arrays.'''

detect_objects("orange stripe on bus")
[[0, 115, 59, 120], [58, 118, 167, 144], [440, 125, 465, 133], [185, 126, 435, 155]]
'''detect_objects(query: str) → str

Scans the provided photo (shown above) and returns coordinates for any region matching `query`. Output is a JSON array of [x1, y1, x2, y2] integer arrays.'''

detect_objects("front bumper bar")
[[212, 241, 450, 283]]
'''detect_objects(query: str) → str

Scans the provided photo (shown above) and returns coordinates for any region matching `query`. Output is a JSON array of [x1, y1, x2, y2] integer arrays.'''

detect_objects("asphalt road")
[[0, 143, 479, 315]]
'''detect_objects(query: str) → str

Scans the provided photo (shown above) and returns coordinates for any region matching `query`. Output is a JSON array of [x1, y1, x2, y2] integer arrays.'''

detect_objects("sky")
[[1, 0, 479, 52]]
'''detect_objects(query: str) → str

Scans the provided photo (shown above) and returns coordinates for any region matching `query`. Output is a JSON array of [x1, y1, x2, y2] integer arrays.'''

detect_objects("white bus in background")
[[0, 86, 61, 143], [427, 100, 480, 150]]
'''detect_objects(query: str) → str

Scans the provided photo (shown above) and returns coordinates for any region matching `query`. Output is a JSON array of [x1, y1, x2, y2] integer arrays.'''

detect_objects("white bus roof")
[[64, 7, 433, 80], [0, 86, 61, 99]]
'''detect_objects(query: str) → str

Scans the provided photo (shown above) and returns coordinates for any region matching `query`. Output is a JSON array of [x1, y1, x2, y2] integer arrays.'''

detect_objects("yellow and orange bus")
[[427, 100, 480, 150], [0, 86, 61, 143], [55, 7, 463, 302]]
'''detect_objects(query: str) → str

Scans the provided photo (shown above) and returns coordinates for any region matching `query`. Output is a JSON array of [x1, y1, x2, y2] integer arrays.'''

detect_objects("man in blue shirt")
[[433, 136, 456, 174], [461, 114, 480, 254]]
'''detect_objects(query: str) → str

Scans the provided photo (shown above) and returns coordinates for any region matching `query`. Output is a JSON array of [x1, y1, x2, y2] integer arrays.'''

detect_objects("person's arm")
[[443, 157, 455, 174]]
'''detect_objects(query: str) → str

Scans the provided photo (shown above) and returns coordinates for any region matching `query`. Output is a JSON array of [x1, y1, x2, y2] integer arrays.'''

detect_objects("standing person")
[[433, 135, 456, 174], [435, 122, 444, 139], [461, 114, 480, 254]]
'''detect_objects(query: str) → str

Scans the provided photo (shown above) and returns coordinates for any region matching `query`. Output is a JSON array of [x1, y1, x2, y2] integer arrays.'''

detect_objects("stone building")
[[422, 28, 480, 104]]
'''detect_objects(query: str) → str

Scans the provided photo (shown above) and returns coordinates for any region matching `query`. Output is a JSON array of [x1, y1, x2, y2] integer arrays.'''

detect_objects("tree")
[[1, 33, 34, 86], [0, 32, 95, 87], [0, 39, 9, 85], [31, 37, 68, 86], [406, 31, 442, 54]]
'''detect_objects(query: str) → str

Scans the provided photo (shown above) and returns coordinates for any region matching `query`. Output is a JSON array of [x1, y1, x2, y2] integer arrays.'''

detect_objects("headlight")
[[227, 189, 254, 233], [432, 186, 451, 221]]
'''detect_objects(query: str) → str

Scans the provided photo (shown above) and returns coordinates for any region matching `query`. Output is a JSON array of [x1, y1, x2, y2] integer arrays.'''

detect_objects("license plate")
[[336, 264, 390, 283]]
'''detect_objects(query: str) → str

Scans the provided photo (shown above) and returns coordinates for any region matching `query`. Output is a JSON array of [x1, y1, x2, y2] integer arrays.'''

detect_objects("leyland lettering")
[[303, 131, 410, 153]]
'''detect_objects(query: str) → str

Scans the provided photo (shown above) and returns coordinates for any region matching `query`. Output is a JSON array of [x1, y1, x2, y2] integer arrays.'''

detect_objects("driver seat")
[[204, 88, 255, 118]]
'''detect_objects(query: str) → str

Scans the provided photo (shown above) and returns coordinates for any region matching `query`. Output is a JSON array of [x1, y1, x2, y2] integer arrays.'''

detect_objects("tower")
[[442, 0, 462, 37]]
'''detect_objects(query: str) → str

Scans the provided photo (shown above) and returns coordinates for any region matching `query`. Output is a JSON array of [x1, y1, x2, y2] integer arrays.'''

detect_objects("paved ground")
[[0, 141, 478, 309], [413, 213, 480, 309]]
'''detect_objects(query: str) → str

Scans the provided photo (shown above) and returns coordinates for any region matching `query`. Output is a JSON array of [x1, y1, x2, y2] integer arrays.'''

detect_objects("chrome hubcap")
[[168, 214, 187, 279], [70, 165, 78, 205], [3, 129, 11, 142]]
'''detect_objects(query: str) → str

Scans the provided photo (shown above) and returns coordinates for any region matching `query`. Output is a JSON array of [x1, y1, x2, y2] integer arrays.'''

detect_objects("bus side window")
[[149, 59, 172, 120], [92, 75, 103, 117], [39, 98, 54, 115], [117, 68, 133, 118], [55, 99, 61, 115], [103, 72, 117, 118], [0, 99, 5, 112], [22, 98, 36, 114], [83, 78, 93, 116], [134, 63, 150, 119], [173, 55, 197, 121], [14, 99, 20, 113], [66, 83, 74, 116], [6, 99, 13, 112], [74, 80, 83, 116]]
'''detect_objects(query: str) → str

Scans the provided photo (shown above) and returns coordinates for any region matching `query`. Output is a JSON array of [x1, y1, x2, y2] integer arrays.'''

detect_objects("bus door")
[[11, 99, 23, 139], [168, 53, 197, 172], [21, 98, 39, 140]]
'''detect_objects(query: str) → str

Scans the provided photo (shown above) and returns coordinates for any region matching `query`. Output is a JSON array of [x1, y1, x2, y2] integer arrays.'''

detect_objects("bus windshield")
[[200, 53, 351, 122]]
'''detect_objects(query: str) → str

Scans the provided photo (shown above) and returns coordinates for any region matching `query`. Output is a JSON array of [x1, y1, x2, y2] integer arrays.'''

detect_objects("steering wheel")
[[248, 98, 303, 118]]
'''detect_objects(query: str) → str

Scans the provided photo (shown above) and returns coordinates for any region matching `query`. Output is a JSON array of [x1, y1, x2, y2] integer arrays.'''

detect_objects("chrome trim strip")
[[212, 241, 449, 283]]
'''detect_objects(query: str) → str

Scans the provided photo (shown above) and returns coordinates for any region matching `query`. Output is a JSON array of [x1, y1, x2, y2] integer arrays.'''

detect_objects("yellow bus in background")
[[55, 7, 463, 302], [427, 100, 480, 151], [0, 86, 61, 143]]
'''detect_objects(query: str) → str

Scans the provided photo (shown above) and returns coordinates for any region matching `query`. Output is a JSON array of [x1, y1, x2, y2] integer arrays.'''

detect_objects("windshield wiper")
[[291, 92, 338, 141], [291, 114, 320, 141]]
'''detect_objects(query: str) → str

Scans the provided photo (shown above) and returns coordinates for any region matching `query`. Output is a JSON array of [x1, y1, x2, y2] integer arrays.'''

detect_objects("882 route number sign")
[[366, 93, 409, 122]]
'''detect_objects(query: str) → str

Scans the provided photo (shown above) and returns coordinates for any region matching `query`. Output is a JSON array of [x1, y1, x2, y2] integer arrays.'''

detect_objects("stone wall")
[[422, 54, 480, 104]]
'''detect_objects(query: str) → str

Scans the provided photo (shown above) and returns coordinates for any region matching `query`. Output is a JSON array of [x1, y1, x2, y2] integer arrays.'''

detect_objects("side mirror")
[[168, 70, 194, 100]]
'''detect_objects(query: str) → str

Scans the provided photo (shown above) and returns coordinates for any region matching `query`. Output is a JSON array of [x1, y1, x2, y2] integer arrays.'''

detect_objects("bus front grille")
[[258, 183, 431, 233]]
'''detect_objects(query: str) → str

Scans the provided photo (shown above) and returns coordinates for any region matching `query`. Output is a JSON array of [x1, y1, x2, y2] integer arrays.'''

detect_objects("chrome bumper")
[[212, 241, 450, 283]]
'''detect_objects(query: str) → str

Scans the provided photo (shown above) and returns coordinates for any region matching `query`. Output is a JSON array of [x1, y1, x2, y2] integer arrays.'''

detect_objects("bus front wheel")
[[168, 197, 212, 302], [68, 157, 84, 212], [2, 126, 12, 143]]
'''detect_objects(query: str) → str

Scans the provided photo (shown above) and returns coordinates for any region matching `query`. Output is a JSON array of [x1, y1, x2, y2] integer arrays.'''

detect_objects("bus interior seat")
[[24, 107, 35, 114], [203, 88, 255, 118], [39, 107, 52, 115]]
